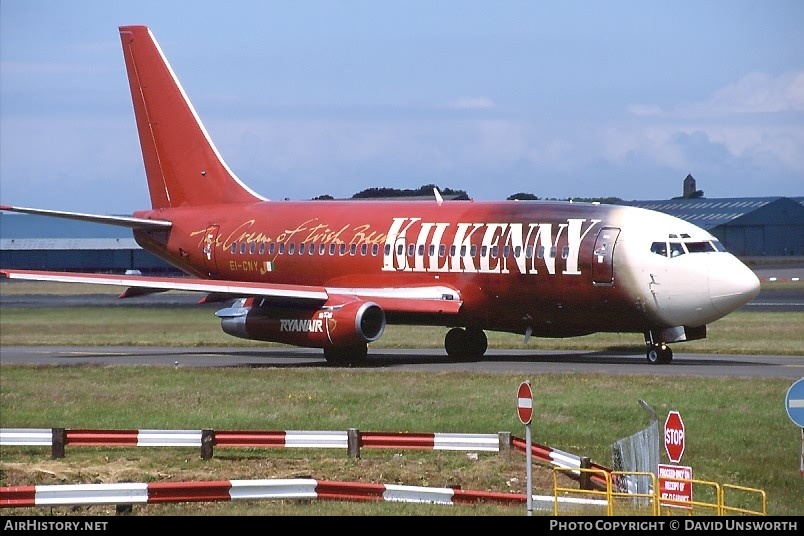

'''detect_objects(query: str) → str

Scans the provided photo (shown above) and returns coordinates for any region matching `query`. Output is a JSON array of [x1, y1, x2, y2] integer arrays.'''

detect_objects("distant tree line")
[[312, 185, 623, 204], [506, 192, 624, 204], [350, 184, 470, 200]]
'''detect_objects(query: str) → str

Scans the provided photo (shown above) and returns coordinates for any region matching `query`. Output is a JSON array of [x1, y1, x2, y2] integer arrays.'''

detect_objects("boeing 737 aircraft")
[[0, 26, 761, 366]]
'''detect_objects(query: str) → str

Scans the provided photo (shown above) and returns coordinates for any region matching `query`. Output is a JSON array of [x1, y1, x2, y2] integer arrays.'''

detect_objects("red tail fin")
[[118, 26, 266, 209]]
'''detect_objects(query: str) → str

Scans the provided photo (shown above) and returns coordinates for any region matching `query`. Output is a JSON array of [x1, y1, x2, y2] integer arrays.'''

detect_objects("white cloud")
[[610, 71, 804, 178], [446, 97, 496, 110], [600, 125, 687, 168], [677, 70, 804, 117], [627, 104, 663, 117]]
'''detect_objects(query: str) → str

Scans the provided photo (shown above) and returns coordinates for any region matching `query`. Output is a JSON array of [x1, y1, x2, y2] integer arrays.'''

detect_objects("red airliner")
[[0, 26, 761, 365]]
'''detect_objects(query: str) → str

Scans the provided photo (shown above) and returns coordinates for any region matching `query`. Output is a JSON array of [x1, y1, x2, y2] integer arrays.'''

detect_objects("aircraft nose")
[[709, 257, 761, 316]]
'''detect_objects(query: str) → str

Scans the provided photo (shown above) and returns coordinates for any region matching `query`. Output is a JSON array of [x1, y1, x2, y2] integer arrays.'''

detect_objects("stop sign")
[[664, 410, 685, 463]]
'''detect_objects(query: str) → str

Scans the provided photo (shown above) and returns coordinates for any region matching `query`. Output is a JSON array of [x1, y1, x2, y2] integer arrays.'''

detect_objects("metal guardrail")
[[1, 427, 503, 454], [3, 478, 560, 510], [0, 427, 585, 470], [1, 427, 606, 487], [1, 426, 608, 512]]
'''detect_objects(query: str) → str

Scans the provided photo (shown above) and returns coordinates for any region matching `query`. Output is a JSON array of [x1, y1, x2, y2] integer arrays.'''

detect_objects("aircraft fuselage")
[[132, 198, 759, 342]]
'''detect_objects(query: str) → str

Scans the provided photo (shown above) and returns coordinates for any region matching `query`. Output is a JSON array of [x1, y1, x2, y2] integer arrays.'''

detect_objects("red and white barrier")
[[2, 478, 521, 507], [0, 428, 500, 451], [2, 478, 604, 510], [1, 427, 613, 511], [0, 427, 595, 475]]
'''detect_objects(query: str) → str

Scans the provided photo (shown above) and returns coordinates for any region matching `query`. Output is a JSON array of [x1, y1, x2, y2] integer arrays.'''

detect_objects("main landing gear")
[[444, 327, 488, 361]]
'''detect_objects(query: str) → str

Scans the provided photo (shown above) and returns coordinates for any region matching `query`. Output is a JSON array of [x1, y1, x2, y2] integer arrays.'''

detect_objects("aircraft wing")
[[0, 269, 462, 315], [323, 285, 462, 315]]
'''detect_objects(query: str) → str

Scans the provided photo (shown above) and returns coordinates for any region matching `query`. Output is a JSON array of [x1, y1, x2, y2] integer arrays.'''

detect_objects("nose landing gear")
[[644, 331, 674, 364], [646, 343, 673, 364]]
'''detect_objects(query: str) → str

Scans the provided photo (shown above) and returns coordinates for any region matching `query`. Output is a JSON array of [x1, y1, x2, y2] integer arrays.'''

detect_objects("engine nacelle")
[[216, 299, 386, 349]]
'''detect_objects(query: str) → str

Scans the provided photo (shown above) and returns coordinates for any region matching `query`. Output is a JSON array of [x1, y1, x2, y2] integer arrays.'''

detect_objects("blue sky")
[[1, 1, 802, 214]]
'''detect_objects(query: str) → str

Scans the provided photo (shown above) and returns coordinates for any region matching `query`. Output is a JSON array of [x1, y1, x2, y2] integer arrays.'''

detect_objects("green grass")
[[1, 367, 802, 516], [1, 306, 802, 356], [1, 282, 803, 516], [2, 274, 802, 353]]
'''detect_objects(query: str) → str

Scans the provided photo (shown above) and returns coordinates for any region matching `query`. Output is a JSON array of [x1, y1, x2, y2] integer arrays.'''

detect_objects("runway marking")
[[62, 351, 133, 356]]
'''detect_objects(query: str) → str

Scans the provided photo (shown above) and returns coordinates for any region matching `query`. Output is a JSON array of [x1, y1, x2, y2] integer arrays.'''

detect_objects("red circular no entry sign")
[[517, 381, 533, 424]]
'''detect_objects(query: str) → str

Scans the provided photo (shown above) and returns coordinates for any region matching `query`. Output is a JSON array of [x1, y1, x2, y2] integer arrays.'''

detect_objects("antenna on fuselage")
[[433, 187, 444, 206]]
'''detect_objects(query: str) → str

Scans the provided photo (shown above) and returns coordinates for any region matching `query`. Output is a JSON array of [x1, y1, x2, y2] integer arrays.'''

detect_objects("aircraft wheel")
[[444, 327, 487, 361], [646, 344, 673, 365], [324, 344, 368, 367], [444, 327, 465, 359], [464, 328, 488, 361]]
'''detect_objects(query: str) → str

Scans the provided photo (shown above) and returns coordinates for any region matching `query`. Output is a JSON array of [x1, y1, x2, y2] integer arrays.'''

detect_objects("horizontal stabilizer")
[[0, 205, 171, 230]]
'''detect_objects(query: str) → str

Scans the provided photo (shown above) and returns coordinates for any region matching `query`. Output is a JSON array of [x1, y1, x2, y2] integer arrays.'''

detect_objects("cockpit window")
[[686, 241, 716, 253], [651, 236, 728, 257], [651, 242, 668, 257], [669, 242, 685, 257], [652, 236, 729, 257]]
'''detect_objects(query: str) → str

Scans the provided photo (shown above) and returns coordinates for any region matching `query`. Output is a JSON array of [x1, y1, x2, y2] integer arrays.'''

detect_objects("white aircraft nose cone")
[[709, 259, 761, 316]]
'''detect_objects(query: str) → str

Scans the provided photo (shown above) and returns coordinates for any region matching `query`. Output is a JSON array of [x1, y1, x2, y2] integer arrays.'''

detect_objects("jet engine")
[[216, 298, 386, 349]]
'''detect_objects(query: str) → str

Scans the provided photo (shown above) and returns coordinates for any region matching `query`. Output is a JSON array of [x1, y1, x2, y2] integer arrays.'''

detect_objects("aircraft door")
[[202, 225, 220, 276], [592, 227, 620, 285]]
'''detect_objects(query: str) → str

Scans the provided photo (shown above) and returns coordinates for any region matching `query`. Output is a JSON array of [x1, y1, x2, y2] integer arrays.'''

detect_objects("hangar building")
[[623, 196, 804, 257], [0, 213, 176, 274]]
